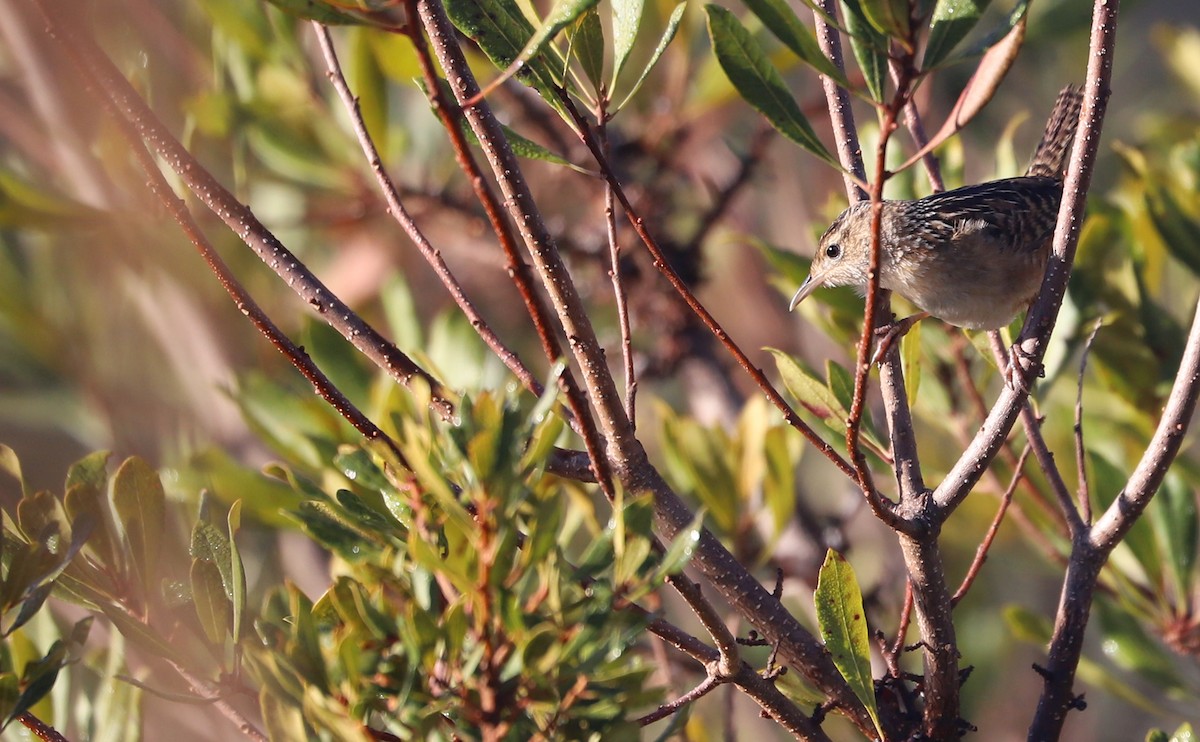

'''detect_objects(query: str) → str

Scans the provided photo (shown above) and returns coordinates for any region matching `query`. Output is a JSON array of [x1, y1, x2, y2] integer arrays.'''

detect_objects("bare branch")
[[1074, 319, 1105, 524], [953, 446, 1030, 605], [312, 23, 543, 401]]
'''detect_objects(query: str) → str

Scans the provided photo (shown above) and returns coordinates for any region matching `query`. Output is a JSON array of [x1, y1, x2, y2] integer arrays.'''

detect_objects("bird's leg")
[[1003, 342, 1044, 393], [871, 311, 930, 366], [989, 332, 1043, 393]]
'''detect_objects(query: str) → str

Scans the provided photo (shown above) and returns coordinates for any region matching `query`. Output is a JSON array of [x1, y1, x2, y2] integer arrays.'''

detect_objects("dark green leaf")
[[1095, 599, 1186, 693], [923, 0, 992, 69], [6, 640, 67, 726], [569, 8, 605, 90], [742, 0, 849, 83], [111, 457, 165, 600], [1147, 184, 1200, 277], [841, 1, 888, 101], [445, 0, 568, 115], [704, 5, 836, 166], [814, 550, 881, 736]]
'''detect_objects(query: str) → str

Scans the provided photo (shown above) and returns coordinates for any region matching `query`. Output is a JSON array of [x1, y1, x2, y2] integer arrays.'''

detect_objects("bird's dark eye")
[[824, 243, 842, 259]]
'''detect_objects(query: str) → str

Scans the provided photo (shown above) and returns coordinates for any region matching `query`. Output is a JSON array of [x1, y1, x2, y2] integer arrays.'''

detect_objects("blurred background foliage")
[[0, 0, 1198, 739]]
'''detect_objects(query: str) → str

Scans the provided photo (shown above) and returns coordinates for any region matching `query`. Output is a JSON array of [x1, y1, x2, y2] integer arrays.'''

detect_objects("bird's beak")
[[788, 274, 820, 312]]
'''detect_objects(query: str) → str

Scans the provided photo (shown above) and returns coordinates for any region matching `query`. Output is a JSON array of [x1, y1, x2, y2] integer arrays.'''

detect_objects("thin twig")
[[988, 334, 1084, 535], [1074, 318, 1104, 524], [885, 580, 914, 674], [597, 114, 637, 428], [953, 446, 1031, 605], [636, 671, 723, 726], [313, 24, 543, 401]]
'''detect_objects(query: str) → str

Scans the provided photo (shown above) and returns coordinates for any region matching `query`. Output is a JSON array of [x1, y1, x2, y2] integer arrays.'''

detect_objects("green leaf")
[[262, 0, 371, 25], [900, 319, 922, 401], [854, 0, 911, 40], [1147, 183, 1200, 277], [227, 501, 247, 644], [1095, 599, 1186, 694], [0, 446, 26, 499], [922, 0, 992, 69], [260, 686, 308, 741], [704, 5, 836, 166], [841, 0, 888, 101], [769, 349, 848, 427], [611, 0, 645, 84], [6, 639, 67, 727], [652, 510, 704, 582], [1149, 473, 1198, 603], [814, 550, 881, 737], [742, 0, 850, 84], [444, 0, 569, 115], [191, 558, 230, 645], [111, 457, 165, 601], [616, 2, 686, 111], [569, 8, 605, 90], [516, 0, 600, 76]]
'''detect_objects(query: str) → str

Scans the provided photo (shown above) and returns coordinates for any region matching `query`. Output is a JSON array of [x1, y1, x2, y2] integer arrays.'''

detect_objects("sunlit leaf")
[[611, 0, 645, 83], [616, 2, 686, 110], [814, 550, 882, 737]]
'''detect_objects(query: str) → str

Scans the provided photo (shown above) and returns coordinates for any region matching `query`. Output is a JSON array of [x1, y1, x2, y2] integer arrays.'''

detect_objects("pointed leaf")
[[769, 349, 848, 426], [227, 501, 247, 643], [611, 0, 645, 83], [841, 0, 888, 101], [922, 0, 992, 69], [445, 0, 570, 115], [705, 5, 836, 166], [568, 8, 605, 90], [742, 0, 849, 84], [814, 550, 881, 737], [616, 2, 686, 110]]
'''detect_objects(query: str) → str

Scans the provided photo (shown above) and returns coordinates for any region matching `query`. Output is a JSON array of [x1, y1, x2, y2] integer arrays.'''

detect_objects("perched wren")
[[789, 86, 1083, 332]]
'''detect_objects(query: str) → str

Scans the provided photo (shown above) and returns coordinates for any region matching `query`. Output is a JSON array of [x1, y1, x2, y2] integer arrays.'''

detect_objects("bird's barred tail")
[[1026, 85, 1083, 179]]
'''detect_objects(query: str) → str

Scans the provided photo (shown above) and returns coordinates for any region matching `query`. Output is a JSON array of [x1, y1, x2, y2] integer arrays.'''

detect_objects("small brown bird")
[[789, 86, 1083, 332]]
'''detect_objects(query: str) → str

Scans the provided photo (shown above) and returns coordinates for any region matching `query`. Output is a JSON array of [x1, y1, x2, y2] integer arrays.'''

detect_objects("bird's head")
[[788, 202, 875, 311]]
